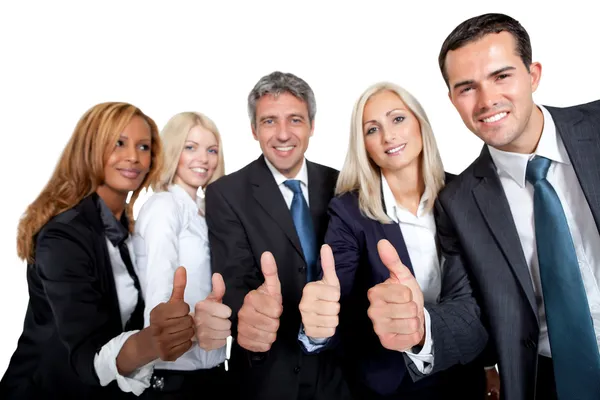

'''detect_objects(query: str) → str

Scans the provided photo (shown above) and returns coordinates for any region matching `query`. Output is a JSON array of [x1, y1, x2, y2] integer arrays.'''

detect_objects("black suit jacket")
[[324, 174, 486, 397], [436, 100, 600, 400], [0, 194, 142, 399], [205, 155, 352, 400]]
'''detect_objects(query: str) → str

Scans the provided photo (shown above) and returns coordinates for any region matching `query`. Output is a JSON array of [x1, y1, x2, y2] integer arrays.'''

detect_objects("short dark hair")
[[438, 13, 532, 87]]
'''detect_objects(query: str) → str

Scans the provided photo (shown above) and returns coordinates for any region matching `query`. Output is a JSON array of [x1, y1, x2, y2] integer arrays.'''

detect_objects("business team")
[[1, 12, 598, 400]]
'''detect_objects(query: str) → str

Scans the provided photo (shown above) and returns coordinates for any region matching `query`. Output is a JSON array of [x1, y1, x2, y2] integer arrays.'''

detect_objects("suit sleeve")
[[405, 199, 489, 378], [35, 222, 118, 387], [322, 197, 362, 299], [205, 183, 261, 330]]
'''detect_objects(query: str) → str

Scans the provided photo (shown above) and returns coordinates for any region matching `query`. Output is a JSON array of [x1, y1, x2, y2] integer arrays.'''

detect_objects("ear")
[[251, 123, 258, 141], [529, 62, 542, 93], [309, 120, 315, 137]]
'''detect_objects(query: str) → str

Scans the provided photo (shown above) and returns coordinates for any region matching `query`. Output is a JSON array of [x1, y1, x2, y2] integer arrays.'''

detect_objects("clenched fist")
[[237, 252, 283, 352], [367, 239, 425, 352], [194, 273, 232, 351], [299, 244, 340, 339]]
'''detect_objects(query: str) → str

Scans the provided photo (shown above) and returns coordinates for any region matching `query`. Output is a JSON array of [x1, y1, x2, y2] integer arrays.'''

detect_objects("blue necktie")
[[284, 180, 317, 282], [526, 156, 600, 398]]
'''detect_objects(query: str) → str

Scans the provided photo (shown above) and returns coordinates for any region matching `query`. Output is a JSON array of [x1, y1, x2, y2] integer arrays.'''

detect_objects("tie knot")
[[284, 179, 303, 194], [526, 156, 551, 185]]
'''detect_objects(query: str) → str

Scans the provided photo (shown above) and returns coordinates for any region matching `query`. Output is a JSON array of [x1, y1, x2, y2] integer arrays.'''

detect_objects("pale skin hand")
[[299, 244, 341, 339], [237, 252, 283, 353], [367, 239, 426, 352], [194, 273, 232, 351]]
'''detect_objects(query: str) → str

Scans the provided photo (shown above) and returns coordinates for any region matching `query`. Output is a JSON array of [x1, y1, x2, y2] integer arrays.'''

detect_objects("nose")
[[477, 84, 499, 112], [196, 149, 208, 164], [125, 143, 139, 163], [275, 121, 291, 142], [382, 126, 396, 144]]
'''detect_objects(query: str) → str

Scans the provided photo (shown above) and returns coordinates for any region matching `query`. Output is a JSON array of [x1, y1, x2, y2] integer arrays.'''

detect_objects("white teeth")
[[275, 146, 294, 151], [191, 168, 207, 173], [386, 144, 406, 154], [482, 112, 507, 123]]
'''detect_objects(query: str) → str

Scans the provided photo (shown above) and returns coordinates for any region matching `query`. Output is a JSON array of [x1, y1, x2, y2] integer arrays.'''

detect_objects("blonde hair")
[[153, 112, 225, 192], [17, 102, 163, 262], [336, 82, 445, 223]]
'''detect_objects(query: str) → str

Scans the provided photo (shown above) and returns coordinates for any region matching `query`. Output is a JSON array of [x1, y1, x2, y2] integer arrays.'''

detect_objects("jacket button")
[[294, 366, 301, 373]]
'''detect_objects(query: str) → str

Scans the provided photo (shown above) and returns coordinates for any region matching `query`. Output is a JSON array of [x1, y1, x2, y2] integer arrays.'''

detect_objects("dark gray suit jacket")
[[435, 100, 600, 400]]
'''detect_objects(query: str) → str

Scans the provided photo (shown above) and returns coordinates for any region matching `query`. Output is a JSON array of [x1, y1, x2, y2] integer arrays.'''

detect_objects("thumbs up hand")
[[237, 251, 284, 352], [194, 273, 232, 351], [299, 244, 341, 339], [367, 240, 425, 352], [149, 266, 196, 361]]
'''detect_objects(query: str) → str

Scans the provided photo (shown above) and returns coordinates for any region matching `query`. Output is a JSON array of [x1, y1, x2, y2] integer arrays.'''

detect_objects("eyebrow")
[[452, 66, 516, 90], [363, 108, 406, 126], [185, 140, 199, 145]]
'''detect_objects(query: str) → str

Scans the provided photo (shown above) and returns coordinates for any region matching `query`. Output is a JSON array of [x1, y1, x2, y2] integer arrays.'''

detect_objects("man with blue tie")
[[436, 13, 600, 400], [204, 71, 352, 400]]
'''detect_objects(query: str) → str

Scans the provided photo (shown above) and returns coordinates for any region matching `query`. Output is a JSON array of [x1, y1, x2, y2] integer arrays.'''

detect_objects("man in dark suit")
[[436, 13, 600, 400], [204, 71, 352, 400]]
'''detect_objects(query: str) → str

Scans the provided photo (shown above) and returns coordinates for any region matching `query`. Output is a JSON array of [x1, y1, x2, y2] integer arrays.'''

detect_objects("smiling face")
[[362, 90, 423, 173], [251, 91, 313, 178], [445, 31, 542, 153], [102, 115, 152, 196], [173, 124, 219, 196]]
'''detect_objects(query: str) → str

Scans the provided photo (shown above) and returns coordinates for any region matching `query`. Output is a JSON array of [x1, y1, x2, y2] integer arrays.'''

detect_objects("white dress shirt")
[[487, 105, 600, 357], [381, 174, 440, 374], [92, 201, 155, 395], [133, 184, 226, 371], [264, 156, 310, 207]]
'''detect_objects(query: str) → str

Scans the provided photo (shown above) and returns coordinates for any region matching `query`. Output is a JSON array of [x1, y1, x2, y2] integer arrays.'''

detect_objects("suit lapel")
[[379, 181, 415, 276], [549, 106, 600, 229], [307, 161, 329, 244], [250, 156, 304, 259], [472, 148, 538, 315]]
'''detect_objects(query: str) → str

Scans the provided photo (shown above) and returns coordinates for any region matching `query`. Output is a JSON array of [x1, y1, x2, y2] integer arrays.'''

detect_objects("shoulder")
[[206, 159, 255, 197], [307, 160, 339, 180], [329, 191, 363, 220], [438, 160, 480, 207], [138, 190, 180, 216]]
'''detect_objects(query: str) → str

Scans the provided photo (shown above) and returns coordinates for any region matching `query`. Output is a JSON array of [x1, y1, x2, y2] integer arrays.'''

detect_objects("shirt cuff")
[[404, 308, 434, 374], [298, 324, 330, 353], [485, 365, 498, 371], [93, 330, 156, 396]]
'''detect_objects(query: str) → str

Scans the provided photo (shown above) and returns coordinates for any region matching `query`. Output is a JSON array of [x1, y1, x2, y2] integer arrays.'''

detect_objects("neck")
[[96, 185, 127, 220], [499, 105, 544, 154], [382, 158, 425, 216], [173, 179, 198, 201]]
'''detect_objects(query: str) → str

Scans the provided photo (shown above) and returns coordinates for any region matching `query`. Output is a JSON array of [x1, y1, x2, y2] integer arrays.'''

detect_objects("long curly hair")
[[16, 102, 163, 263]]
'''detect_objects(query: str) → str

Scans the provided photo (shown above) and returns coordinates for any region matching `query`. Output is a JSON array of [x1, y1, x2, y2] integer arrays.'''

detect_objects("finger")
[[198, 338, 228, 351], [196, 326, 232, 341], [206, 273, 226, 302], [237, 334, 272, 353], [376, 240, 413, 283], [163, 326, 195, 350], [305, 326, 336, 339], [238, 320, 277, 345], [239, 301, 280, 332], [368, 284, 412, 304], [373, 316, 422, 335], [195, 315, 232, 332], [300, 299, 340, 316], [248, 291, 283, 320], [162, 340, 193, 361], [161, 315, 195, 335], [320, 245, 340, 287], [302, 283, 340, 303], [304, 314, 339, 329], [260, 251, 281, 298], [367, 301, 419, 320], [169, 266, 187, 302], [195, 300, 232, 319]]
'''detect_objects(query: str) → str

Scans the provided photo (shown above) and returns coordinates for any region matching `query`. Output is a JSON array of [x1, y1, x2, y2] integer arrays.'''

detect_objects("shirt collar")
[[381, 173, 430, 222], [487, 105, 571, 188], [264, 156, 309, 188], [169, 183, 202, 211], [96, 195, 129, 246]]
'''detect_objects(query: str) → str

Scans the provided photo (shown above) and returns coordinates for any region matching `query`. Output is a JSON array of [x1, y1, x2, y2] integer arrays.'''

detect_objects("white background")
[[1, 1, 598, 376]]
